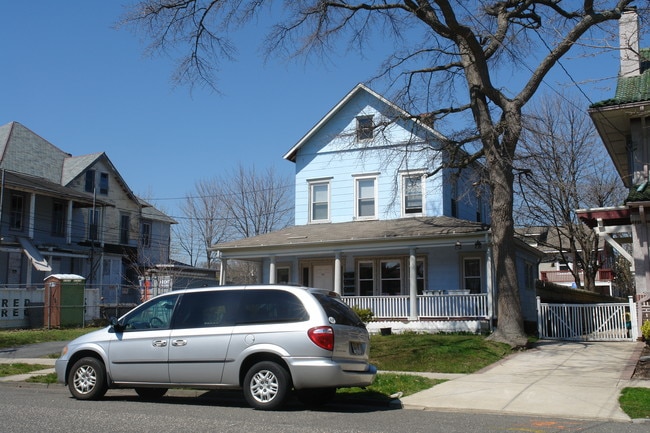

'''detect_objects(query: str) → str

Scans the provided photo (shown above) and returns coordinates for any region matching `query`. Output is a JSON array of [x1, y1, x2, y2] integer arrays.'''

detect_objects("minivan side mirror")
[[109, 316, 125, 332]]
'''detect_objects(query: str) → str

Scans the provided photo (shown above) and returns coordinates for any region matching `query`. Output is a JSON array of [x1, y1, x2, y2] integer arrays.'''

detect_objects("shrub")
[[351, 306, 374, 323], [640, 320, 650, 340]]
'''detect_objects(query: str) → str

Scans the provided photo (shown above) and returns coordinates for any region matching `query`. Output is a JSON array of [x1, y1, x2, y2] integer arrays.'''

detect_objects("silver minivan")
[[55, 285, 376, 410]]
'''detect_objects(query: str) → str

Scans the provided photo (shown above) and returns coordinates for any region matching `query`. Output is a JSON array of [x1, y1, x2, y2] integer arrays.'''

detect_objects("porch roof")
[[213, 216, 490, 259]]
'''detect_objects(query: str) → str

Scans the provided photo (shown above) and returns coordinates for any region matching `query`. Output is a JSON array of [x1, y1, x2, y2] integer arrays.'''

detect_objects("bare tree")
[[176, 164, 293, 268], [221, 164, 294, 238], [181, 178, 232, 268], [516, 94, 627, 292], [121, 0, 641, 347]]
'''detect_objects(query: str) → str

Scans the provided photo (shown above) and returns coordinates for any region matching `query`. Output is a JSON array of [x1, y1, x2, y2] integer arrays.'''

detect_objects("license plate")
[[350, 342, 365, 355]]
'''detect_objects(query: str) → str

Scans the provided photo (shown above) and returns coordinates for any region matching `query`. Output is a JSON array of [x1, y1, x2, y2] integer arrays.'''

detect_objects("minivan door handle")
[[152, 340, 168, 347], [172, 339, 187, 347]]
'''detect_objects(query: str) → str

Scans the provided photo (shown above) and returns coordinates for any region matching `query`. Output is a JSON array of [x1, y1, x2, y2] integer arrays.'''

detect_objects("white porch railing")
[[342, 293, 489, 320]]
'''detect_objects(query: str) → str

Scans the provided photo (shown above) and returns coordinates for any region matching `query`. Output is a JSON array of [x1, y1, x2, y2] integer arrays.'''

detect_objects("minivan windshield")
[[313, 293, 365, 328]]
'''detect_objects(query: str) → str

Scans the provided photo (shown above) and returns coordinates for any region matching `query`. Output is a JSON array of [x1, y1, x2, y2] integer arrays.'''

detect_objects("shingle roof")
[[214, 216, 489, 252], [62, 153, 103, 185]]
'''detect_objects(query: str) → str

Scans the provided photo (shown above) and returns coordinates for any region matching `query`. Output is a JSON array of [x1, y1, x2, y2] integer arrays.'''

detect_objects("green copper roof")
[[591, 48, 650, 108]]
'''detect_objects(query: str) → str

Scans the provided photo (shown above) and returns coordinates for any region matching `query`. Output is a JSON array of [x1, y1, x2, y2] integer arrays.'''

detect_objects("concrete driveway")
[[400, 340, 649, 421]]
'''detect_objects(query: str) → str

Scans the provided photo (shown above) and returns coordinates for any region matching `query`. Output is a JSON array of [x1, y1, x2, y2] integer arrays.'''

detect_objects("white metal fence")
[[536, 296, 638, 341]]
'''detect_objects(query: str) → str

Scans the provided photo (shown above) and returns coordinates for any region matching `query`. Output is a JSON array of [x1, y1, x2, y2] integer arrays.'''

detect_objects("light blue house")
[[214, 84, 540, 332]]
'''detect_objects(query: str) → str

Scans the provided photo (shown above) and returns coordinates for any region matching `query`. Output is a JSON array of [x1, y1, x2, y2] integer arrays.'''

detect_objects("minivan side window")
[[236, 290, 309, 324], [172, 290, 240, 329], [122, 295, 179, 331]]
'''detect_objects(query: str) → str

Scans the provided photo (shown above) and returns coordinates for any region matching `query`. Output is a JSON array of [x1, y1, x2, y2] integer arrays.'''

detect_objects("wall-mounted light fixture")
[[474, 240, 482, 249], [455, 241, 462, 250]]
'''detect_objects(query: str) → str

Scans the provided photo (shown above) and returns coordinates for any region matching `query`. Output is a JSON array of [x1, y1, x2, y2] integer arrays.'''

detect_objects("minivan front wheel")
[[243, 361, 291, 410], [68, 357, 107, 400]]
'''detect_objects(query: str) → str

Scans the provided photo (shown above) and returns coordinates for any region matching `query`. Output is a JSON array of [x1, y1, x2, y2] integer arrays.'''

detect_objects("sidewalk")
[[400, 340, 650, 422], [0, 341, 64, 382]]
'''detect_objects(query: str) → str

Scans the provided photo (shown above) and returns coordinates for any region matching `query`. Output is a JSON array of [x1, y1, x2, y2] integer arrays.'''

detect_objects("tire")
[[243, 361, 291, 410], [67, 357, 107, 400], [297, 387, 337, 407], [135, 387, 168, 400]]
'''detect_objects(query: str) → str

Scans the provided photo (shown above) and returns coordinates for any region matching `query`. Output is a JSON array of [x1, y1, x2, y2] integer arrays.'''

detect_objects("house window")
[[52, 201, 66, 237], [356, 257, 425, 296], [309, 181, 330, 222], [356, 116, 374, 140], [380, 260, 401, 295], [403, 174, 423, 215], [88, 209, 100, 241], [358, 261, 374, 296], [463, 258, 481, 294], [355, 177, 376, 219], [9, 194, 24, 231], [476, 195, 483, 222], [85, 170, 95, 193], [276, 267, 290, 284], [141, 220, 151, 248], [120, 214, 130, 244], [99, 172, 109, 195]]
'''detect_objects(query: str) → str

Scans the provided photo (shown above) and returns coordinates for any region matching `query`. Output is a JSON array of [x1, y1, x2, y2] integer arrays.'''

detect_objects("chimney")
[[620, 7, 640, 78]]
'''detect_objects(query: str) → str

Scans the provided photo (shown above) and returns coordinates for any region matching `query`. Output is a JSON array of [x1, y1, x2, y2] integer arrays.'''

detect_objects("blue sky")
[[1, 1, 643, 223], [0, 2, 380, 214]]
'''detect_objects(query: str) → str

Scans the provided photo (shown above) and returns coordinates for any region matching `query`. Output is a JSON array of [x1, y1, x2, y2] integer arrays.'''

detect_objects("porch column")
[[409, 248, 417, 320], [219, 259, 227, 285], [269, 256, 277, 284], [334, 252, 342, 295], [485, 238, 494, 329]]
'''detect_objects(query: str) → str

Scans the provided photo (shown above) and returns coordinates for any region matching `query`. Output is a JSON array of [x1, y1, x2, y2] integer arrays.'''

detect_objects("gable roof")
[[282, 83, 448, 163], [62, 151, 140, 202], [61, 152, 104, 185]]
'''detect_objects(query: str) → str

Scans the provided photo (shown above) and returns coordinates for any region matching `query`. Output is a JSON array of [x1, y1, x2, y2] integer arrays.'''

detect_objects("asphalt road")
[[0, 383, 647, 433]]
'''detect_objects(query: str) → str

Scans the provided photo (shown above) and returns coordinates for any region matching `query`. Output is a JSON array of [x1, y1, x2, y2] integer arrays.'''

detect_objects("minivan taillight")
[[308, 326, 334, 351]]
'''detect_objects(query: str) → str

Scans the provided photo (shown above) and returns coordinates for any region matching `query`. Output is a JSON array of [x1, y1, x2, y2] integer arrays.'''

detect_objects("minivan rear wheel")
[[243, 361, 291, 410], [68, 357, 107, 400]]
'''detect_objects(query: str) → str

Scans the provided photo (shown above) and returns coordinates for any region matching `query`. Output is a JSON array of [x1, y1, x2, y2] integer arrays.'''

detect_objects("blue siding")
[[292, 87, 487, 225]]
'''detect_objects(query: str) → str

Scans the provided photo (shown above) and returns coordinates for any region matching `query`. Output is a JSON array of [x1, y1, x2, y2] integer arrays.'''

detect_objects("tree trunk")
[[486, 143, 528, 348]]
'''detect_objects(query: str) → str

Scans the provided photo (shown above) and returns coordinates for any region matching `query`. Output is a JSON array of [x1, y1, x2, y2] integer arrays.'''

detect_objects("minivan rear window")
[[313, 293, 365, 328]]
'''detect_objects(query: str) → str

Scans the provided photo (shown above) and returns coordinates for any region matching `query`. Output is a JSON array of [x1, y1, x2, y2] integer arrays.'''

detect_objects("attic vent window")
[[356, 116, 374, 140]]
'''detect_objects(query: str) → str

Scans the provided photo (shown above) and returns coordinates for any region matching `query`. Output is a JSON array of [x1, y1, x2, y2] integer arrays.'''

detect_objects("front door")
[[312, 265, 333, 291], [108, 294, 179, 384]]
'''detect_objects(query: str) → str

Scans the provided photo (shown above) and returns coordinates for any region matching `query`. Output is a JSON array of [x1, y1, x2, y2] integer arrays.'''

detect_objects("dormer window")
[[356, 116, 374, 140]]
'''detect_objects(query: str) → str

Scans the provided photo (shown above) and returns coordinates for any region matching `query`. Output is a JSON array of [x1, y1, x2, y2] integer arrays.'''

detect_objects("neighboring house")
[[0, 121, 176, 306], [214, 84, 541, 332], [580, 8, 650, 322], [517, 226, 617, 296]]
